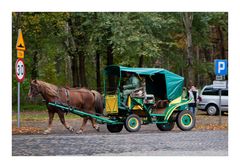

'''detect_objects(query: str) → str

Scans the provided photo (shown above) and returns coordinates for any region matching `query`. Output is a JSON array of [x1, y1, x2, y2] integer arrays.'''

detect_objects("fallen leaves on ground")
[[12, 127, 43, 135], [194, 124, 228, 131]]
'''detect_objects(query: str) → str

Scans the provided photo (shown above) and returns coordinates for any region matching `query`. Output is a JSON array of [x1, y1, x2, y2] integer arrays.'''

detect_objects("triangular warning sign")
[[16, 29, 26, 51]]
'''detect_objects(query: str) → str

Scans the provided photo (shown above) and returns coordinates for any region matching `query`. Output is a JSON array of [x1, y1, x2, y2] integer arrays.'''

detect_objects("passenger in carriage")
[[122, 72, 140, 104]]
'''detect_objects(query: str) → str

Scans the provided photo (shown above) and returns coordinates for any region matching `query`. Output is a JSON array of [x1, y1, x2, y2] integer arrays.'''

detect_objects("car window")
[[222, 90, 228, 96], [202, 87, 228, 96], [202, 87, 219, 96]]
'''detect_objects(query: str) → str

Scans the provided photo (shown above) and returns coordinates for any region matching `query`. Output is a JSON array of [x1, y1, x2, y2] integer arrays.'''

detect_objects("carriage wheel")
[[156, 122, 175, 131], [124, 114, 141, 132], [107, 124, 123, 133], [176, 110, 195, 131]]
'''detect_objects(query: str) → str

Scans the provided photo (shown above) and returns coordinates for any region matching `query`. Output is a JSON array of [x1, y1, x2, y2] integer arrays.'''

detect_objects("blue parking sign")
[[214, 59, 228, 76]]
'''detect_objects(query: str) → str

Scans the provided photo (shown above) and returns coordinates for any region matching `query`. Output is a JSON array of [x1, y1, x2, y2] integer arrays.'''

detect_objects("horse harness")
[[55, 88, 71, 114], [64, 88, 70, 104], [55, 87, 102, 117]]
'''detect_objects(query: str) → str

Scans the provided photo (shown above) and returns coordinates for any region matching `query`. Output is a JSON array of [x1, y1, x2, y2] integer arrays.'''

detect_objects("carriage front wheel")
[[107, 124, 123, 133], [176, 110, 195, 131], [124, 114, 141, 132]]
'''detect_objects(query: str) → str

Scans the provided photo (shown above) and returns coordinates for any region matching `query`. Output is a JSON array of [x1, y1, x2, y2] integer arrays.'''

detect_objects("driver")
[[122, 72, 140, 104]]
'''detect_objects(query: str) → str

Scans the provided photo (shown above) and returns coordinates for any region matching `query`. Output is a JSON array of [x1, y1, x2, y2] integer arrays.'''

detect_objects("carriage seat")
[[154, 99, 169, 108], [144, 94, 155, 104]]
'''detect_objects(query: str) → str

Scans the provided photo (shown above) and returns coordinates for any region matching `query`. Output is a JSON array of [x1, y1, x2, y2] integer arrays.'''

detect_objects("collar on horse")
[[55, 88, 71, 114], [64, 88, 70, 104]]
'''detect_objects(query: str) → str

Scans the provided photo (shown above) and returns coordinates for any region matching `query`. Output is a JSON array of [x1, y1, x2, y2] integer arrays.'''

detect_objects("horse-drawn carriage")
[[103, 65, 195, 133], [43, 65, 195, 133]]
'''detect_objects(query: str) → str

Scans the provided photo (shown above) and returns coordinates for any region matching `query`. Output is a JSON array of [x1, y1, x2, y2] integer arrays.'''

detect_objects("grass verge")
[[12, 111, 80, 121], [12, 104, 47, 112]]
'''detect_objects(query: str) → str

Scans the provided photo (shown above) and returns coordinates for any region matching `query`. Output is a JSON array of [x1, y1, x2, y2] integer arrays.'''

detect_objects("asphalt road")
[[12, 130, 228, 156]]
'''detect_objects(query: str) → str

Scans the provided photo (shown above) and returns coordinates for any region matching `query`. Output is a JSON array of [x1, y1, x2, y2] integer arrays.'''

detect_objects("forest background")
[[12, 12, 228, 108]]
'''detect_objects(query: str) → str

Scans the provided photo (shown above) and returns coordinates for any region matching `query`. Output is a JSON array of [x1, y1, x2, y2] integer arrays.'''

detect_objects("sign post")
[[214, 59, 227, 125], [219, 89, 222, 125], [17, 82, 20, 128], [16, 29, 26, 128]]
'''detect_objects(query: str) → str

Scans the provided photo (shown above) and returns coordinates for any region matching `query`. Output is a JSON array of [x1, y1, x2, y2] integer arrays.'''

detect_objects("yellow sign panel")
[[17, 50, 24, 59], [105, 95, 118, 114], [16, 29, 26, 51]]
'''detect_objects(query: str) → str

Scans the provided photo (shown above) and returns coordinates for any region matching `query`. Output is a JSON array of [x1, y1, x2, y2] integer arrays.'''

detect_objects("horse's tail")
[[91, 90, 104, 115]]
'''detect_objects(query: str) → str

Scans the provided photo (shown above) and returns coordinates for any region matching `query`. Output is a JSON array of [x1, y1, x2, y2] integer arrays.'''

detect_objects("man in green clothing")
[[122, 72, 140, 104]]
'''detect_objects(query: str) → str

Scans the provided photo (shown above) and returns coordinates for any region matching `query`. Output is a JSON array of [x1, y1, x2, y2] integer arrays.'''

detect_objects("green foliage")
[[12, 12, 228, 107]]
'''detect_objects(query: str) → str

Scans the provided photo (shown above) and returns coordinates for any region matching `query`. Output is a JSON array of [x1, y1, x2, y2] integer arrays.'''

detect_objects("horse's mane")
[[36, 80, 59, 97]]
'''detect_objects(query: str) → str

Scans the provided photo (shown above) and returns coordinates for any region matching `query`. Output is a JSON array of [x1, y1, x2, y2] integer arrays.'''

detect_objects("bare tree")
[[183, 12, 194, 85]]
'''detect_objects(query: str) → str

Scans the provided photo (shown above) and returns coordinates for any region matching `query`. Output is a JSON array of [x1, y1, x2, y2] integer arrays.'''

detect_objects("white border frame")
[[1, 0, 239, 167]]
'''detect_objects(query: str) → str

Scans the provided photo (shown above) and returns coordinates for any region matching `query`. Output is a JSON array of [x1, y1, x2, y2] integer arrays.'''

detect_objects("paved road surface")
[[12, 130, 228, 156]]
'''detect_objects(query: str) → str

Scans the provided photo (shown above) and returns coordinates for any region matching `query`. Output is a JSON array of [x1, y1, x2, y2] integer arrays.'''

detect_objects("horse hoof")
[[43, 130, 51, 135], [68, 127, 74, 133], [76, 130, 83, 134], [96, 127, 100, 132]]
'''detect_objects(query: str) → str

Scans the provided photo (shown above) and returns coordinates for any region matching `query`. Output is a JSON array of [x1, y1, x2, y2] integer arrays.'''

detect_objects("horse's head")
[[28, 79, 41, 100]]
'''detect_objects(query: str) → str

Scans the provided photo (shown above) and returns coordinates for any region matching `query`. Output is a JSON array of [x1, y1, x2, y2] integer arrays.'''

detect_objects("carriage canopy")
[[104, 65, 184, 101]]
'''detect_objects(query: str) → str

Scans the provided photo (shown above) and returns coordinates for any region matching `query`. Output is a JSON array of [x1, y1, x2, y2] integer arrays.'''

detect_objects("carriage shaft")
[[48, 102, 122, 125]]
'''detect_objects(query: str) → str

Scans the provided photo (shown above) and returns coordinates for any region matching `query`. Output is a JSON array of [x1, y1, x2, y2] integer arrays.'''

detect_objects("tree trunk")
[[68, 15, 88, 88], [107, 43, 115, 90], [65, 55, 72, 87], [96, 50, 101, 92], [71, 54, 79, 87], [31, 51, 38, 79], [107, 43, 113, 66], [16, 12, 21, 31], [78, 51, 87, 87], [183, 12, 194, 86], [217, 26, 225, 59], [65, 19, 80, 87], [196, 46, 200, 87], [138, 55, 144, 67]]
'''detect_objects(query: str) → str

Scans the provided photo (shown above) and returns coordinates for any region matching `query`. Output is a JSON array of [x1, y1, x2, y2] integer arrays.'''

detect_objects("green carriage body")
[[103, 65, 195, 132]]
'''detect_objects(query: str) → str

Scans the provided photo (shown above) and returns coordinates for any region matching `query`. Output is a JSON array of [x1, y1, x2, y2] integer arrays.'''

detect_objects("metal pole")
[[219, 89, 222, 125], [17, 82, 20, 128]]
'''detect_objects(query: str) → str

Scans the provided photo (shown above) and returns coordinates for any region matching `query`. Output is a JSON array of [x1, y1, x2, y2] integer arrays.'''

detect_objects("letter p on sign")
[[215, 59, 228, 76]]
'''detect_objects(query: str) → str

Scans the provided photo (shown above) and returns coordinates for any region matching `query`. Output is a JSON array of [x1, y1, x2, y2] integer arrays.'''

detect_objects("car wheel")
[[206, 104, 219, 116]]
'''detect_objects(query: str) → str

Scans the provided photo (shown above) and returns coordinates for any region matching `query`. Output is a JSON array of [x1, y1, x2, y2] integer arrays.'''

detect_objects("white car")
[[198, 85, 228, 116]]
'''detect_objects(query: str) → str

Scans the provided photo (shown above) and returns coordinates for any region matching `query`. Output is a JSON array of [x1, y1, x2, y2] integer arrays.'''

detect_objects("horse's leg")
[[76, 117, 88, 134], [90, 118, 100, 132], [44, 111, 55, 134], [57, 112, 74, 133]]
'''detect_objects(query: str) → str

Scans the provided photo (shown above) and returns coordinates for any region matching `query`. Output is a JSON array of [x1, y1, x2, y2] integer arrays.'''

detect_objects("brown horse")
[[28, 79, 103, 134]]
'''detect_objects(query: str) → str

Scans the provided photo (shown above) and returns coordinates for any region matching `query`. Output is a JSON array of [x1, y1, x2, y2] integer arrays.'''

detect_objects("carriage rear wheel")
[[156, 122, 175, 131], [176, 110, 195, 131], [124, 114, 141, 132], [107, 124, 123, 133]]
